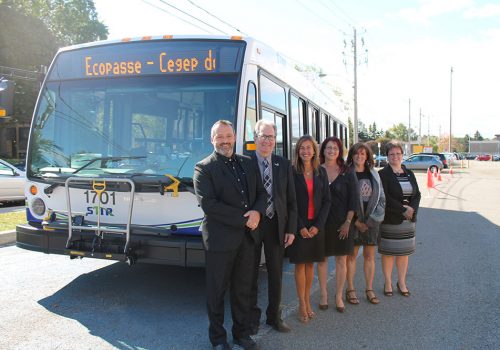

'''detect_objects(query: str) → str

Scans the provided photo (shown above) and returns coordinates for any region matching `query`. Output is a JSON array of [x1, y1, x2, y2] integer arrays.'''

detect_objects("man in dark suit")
[[194, 120, 267, 350], [248, 119, 297, 334]]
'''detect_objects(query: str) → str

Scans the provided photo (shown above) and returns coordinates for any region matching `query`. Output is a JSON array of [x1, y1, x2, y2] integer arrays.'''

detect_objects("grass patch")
[[0, 210, 26, 232]]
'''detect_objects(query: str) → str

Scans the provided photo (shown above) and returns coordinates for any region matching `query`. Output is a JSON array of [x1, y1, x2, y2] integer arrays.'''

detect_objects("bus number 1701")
[[84, 190, 116, 205]]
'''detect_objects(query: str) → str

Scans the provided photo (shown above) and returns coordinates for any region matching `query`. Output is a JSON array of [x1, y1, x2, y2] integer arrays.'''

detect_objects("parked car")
[[418, 152, 449, 168], [493, 155, 500, 161], [475, 154, 492, 161], [0, 159, 26, 203], [402, 154, 443, 172], [375, 155, 388, 167]]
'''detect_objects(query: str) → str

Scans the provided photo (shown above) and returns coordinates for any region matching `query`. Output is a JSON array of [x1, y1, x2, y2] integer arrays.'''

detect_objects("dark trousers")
[[205, 234, 255, 346], [249, 215, 284, 326]]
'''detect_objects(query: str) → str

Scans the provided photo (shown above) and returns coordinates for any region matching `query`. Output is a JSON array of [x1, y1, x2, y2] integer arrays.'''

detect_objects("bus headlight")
[[31, 197, 46, 216]]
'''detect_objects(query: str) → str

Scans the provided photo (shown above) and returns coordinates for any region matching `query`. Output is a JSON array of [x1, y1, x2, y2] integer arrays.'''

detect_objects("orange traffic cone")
[[449, 165, 454, 177], [426, 167, 434, 198], [427, 167, 434, 188], [433, 167, 437, 177], [437, 168, 442, 181]]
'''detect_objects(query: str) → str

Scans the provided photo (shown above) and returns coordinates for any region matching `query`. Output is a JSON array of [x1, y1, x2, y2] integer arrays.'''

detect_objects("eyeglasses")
[[258, 134, 276, 141]]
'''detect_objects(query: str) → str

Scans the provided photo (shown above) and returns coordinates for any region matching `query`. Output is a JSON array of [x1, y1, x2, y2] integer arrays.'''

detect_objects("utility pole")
[[449, 67, 453, 152], [408, 98, 411, 148], [344, 27, 367, 145], [427, 114, 430, 146], [419, 108, 422, 144], [353, 27, 358, 144]]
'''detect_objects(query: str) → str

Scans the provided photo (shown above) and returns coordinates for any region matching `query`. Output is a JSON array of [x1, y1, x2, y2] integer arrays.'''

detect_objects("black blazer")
[[379, 165, 421, 225], [294, 166, 331, 233], [194, 152, 267, 252], [251, 153, 298, 246]]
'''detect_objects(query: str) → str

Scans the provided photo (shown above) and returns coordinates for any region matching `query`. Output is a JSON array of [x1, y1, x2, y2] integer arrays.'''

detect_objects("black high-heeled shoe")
[[334, 294, 345, 313], [397, 282, 411, 297], [384, 283, 393, 297]]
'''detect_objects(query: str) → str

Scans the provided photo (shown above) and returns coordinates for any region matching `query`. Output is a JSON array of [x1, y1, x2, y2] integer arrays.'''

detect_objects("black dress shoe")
[[266, 319, 291, 333], [213, 342, 232, 350], [233, 336, 259, 350]]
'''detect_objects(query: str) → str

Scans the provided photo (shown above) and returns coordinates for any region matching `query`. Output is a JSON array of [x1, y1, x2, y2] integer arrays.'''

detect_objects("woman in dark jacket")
[[317, 137, 355, 313], [378, 141, 421, 297], [288, 135, 330, 323]]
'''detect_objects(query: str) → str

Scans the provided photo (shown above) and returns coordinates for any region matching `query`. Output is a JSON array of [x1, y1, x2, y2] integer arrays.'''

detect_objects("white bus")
[[16, 35, 348, 266]]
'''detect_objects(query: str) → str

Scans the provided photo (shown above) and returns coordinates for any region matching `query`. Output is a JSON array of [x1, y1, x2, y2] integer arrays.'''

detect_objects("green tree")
[[357, 120, 369, 142], [1, 0, 108, 46], [385, 123, 417, 141], [368, 121, 383, 140], [0, 5, 58, 125], [473, 130, 484, 141]]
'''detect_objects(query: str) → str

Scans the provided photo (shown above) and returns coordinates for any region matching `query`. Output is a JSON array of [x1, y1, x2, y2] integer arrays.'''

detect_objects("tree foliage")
[[473, 130, 484, 141], [385, 123, 417, 142], [1, 0, 108, 46], [0, 0, 107, 133], [0, 5, 59, 124]]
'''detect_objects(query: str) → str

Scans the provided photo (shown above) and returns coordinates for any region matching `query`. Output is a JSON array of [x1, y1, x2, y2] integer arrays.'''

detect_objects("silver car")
[[0, 159, 25, 202], [402, 154, 443, 172]]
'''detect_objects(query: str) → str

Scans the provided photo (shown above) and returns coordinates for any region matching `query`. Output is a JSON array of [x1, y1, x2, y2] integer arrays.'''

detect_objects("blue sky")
[[94, 0, 500, 139]]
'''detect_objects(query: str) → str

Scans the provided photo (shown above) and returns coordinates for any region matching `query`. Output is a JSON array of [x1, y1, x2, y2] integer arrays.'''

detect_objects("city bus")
[[16, 35, 348, 266]]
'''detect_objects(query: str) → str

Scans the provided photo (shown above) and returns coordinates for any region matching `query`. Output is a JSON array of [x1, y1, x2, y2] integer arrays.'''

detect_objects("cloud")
[[396, 0, 473, 24], [463, 3, 500, 18]]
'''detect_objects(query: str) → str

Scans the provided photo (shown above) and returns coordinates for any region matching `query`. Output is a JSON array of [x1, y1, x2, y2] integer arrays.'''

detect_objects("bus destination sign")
[[84, 49, 217, 77], [47, 40, 245, 81]]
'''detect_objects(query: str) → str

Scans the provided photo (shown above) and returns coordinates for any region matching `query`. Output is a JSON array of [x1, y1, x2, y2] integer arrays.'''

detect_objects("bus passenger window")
[[260, 75, 286, 112]]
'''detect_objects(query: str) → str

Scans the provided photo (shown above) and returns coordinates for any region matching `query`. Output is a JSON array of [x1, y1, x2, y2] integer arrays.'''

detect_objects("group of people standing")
[[194, 119, 421, 350]]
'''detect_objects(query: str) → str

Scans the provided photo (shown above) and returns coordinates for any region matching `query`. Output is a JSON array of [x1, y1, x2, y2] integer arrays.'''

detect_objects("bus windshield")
[[28, 74, 239, 180]]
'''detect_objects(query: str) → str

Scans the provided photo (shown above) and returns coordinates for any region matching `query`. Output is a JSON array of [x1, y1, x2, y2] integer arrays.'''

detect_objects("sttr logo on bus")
[[84, 49, 216, 77], [86, 206, 115, 216]]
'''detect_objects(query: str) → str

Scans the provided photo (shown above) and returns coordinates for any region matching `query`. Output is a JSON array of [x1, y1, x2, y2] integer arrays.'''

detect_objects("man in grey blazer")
[[194, 120, 267, 350], [248, 119, 298, 334]]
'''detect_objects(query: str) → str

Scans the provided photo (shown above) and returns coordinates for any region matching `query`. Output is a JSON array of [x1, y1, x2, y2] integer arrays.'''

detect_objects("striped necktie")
[[263, 159, 274, 219]]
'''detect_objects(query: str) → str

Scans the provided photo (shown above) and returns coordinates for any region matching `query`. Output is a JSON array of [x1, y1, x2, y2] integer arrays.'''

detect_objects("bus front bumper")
[[15, 224, 205, 267]]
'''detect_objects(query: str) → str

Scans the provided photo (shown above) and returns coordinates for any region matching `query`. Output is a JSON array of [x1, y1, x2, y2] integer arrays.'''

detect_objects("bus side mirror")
[[0, 80, 15, 118]]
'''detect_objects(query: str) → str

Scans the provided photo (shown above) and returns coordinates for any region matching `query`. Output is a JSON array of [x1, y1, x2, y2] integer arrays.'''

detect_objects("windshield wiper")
[[42, 156, 146, 194], [72, 156, 146, 175]]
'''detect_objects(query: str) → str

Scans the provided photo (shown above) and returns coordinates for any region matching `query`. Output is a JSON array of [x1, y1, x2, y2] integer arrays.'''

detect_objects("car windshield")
[[28, 75, 238, 179]]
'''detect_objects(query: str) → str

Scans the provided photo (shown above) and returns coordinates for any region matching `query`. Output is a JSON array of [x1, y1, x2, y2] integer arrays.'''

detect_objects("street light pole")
[[449, 67, 453, 152], [353, 27, 359, 144]]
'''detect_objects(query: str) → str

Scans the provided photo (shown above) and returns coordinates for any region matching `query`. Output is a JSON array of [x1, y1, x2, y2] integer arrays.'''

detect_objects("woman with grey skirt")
[[345, 142, 385, 305], [378, 141, 421, 297]]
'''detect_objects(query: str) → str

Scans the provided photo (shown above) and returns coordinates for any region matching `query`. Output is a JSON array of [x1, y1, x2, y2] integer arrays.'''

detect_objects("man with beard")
[[194, 120, 267, 350]]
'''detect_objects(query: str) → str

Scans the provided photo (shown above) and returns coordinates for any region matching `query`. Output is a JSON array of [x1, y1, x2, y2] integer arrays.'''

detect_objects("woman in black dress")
[[288, 135, 330, 323], [378, 141, 421, 297], [317, 137, 355, 313], [345, 143, 385, 305]]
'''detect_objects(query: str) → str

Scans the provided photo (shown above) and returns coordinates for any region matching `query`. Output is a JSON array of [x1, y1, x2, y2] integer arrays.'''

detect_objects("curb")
[[0, 230, 16, 246]]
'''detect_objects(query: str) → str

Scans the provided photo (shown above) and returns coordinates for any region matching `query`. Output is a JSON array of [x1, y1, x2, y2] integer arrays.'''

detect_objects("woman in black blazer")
[[288, 135, 330, 323], [378, 141, 421, 297]]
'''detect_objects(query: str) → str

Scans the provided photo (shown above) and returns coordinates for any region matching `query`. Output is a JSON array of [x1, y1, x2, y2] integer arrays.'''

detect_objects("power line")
[[140, 0, 212, 34], [186, 0, 249, 36], [317, 0, 354, 29], [157, 0, 228, 35], [328, 0, 359, 26], [294, 0, 348, 34]]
